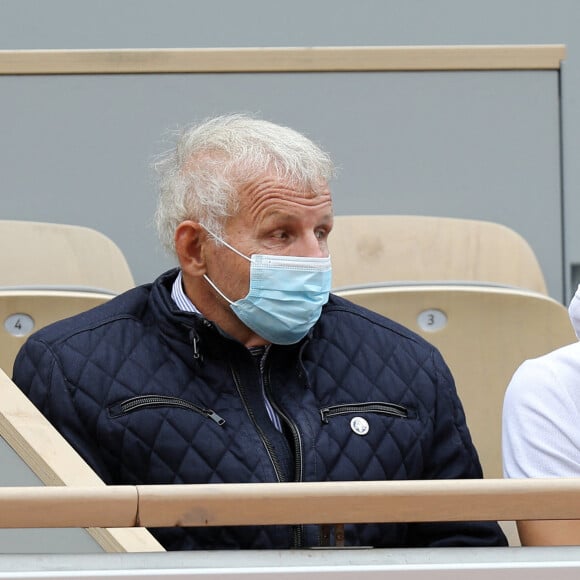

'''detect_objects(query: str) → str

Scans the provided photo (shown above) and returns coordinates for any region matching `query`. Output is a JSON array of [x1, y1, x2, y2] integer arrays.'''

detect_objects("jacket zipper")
[[230, 366, 286, 484], [263, 366, 305, 548], [320, 402, 409, 423], [108, 395, 225, 425]]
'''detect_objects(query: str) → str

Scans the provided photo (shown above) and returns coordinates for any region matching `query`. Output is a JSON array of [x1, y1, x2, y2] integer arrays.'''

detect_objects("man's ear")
[[174, 221, 207, 275]]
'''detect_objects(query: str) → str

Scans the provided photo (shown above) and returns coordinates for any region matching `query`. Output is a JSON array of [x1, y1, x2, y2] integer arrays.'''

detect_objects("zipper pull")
[[189, 329, 203, 362], [206, 410, 226, 426], [319, 408, 330, 424]]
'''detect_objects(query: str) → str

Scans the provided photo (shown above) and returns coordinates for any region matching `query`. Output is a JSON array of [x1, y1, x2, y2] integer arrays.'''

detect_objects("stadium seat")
[[329, 215, 547, 294]]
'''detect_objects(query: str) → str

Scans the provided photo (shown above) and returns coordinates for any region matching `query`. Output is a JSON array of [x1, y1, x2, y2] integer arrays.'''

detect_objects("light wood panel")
[[0, 45, 566, 75]]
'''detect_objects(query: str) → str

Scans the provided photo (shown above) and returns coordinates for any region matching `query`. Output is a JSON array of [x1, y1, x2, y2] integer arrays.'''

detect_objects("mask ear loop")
[[203, 274, 234, 305], [200, 224, 252, 262], [200, 224, 252, 305]]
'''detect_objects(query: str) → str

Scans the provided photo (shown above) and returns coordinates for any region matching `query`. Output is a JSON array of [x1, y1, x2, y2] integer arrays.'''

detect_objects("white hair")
[[153, 114, 335, 255]]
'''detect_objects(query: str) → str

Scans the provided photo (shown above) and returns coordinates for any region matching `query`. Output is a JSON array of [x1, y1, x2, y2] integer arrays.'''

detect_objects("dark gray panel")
[[0, 70, 562, 296]]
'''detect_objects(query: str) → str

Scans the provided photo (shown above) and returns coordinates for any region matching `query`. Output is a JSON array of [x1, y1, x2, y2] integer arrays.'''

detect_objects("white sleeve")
[[502, 351, 580, 478]]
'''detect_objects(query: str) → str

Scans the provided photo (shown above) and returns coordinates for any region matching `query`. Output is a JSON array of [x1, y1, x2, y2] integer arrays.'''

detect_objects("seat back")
[[329, 215, 548, 294], [0, 220, 134, 293], [334, 284, 576, 479], [0, 290, 114, 376], [0, 221, 135, 375]]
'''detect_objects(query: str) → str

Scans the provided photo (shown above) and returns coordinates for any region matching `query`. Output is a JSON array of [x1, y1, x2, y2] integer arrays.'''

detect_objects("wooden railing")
[[0, 45, 566, 75], [2, 478, 580, 529]]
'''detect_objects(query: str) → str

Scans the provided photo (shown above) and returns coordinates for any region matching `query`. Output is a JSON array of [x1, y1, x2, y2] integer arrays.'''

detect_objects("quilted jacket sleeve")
[[408, 348, 508, 547], [12, 336, 114, 483]]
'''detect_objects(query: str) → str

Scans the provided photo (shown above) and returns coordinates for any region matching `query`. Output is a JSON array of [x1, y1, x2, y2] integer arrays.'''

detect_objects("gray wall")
[[0, 0, 578, 303]]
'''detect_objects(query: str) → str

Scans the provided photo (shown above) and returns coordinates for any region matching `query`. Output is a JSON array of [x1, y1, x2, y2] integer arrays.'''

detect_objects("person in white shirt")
[[502, 286, 580, 545]]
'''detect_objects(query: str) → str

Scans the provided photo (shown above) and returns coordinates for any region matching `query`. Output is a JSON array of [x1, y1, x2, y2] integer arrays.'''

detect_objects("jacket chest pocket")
[[320, 401, 413, 424], [108, 395, 226, 426], [318, 401, 418, 443], [317, 401, 421, 480]]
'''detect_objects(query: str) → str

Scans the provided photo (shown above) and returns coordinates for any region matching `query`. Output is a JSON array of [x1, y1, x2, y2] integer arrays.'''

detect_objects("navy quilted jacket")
[[13, 269, 507, 549]]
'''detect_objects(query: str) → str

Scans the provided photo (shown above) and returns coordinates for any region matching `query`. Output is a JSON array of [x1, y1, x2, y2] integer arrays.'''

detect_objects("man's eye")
[[315, 229, 329, 240]]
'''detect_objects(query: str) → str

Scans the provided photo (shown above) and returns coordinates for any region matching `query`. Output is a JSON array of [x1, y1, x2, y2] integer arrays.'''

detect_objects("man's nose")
[[295, 232, 327, 257]]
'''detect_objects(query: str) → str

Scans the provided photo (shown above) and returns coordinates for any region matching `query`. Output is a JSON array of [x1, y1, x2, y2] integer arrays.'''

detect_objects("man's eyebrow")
[[260, 212, 300, 225], [264, 211, 334, 222]]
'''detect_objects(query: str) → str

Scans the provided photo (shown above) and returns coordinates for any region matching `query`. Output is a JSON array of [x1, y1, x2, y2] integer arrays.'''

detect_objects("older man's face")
[[204, 174, 333, 306]]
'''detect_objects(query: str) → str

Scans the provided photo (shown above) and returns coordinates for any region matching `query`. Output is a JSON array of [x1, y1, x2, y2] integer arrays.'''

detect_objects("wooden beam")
[[1, 479, 580, 528], [0, 486, 137, 528], [135, 479, 580, 527], [0, 45, 566, 75]]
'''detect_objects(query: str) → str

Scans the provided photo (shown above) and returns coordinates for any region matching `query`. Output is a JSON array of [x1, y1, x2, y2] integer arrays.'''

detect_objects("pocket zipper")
[[320, 401, 409, 424], [108, 394, 226, 425]]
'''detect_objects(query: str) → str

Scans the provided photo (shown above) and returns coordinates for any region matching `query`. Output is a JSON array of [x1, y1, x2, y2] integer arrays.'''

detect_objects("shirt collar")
[[171, 270, 201, 314]]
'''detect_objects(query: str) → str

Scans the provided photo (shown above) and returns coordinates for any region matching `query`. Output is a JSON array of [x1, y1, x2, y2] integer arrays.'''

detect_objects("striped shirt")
[[171, 271, 282, 431]]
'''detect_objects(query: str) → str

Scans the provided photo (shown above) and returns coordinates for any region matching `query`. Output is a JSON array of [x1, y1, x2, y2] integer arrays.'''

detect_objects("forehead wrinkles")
[[241, 179, 331, 219]]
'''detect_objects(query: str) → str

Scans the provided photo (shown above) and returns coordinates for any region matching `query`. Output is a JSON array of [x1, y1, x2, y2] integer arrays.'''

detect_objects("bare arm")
[[518, 520, 580, 546]]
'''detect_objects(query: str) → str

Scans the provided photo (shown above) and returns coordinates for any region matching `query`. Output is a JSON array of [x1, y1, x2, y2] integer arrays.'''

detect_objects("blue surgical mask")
[[202, 227, 332, 345]]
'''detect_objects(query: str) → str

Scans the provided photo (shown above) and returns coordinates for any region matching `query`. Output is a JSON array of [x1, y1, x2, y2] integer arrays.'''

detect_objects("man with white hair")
[[13, 114, 507, 550]]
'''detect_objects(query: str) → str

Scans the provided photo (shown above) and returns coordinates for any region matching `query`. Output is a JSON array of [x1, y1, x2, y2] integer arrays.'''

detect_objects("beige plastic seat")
[[329, 215, 548, 294], [0, 220, 134, 293], [0, 290, 116, 376], [0, 367, 163, 552], [0, 221, 135, 375]]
